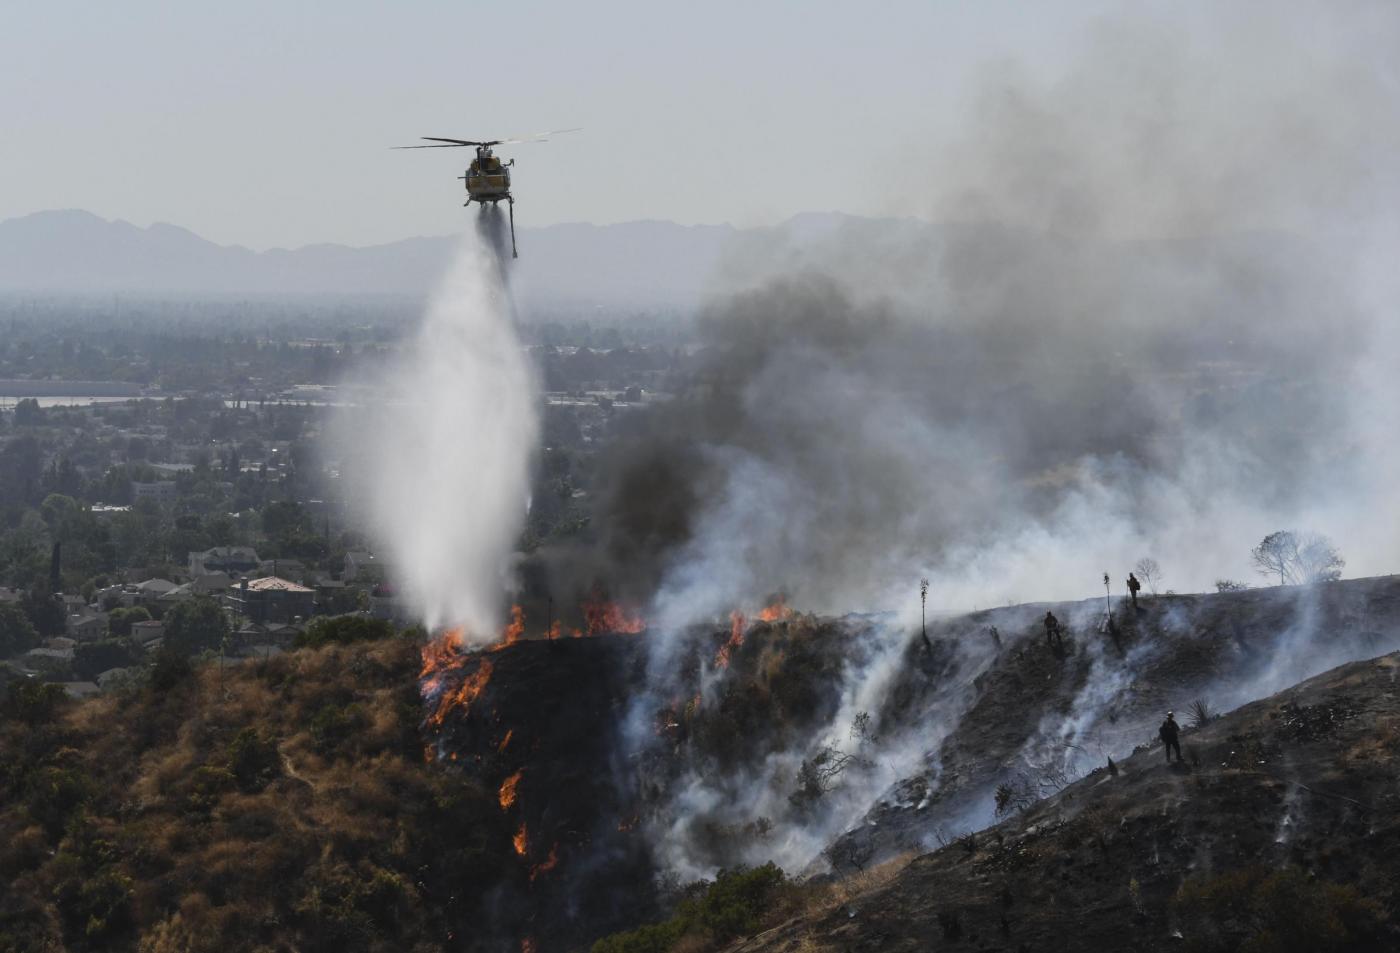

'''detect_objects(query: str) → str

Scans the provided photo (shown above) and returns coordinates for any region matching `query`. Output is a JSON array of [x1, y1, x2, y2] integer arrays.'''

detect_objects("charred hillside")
[[720, 649, 1400, 953], [830, 575, 1400, 874], [420, 577, 1400, 951]]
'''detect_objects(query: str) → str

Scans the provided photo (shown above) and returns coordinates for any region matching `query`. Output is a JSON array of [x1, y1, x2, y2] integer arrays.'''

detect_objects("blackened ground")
[[429, 635, 656, 951], [721, 650, 1400, 952], [828, 575, 1400, 873]]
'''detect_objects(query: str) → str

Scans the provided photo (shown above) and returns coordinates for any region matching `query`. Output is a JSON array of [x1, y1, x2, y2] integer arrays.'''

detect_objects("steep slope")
[[828, 576, 1400, 874], [421, 578, 1400, 950], [721, 649, 1400, 952]]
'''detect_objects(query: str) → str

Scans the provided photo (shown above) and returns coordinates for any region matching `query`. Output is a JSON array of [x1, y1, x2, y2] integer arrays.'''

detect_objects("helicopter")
[[394, 129, 579, 258]]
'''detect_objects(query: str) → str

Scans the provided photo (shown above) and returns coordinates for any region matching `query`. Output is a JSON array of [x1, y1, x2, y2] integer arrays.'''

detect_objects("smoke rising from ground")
[[339, 209, 537, 636], [583, 5, 1400, 878]]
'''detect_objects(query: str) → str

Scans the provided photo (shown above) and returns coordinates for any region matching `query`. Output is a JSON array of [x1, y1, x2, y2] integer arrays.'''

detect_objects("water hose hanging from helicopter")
[[394, 128, 580, 259]]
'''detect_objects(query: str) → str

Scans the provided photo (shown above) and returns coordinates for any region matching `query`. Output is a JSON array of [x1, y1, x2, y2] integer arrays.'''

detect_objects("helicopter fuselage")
[[463, 154, 512, 205]]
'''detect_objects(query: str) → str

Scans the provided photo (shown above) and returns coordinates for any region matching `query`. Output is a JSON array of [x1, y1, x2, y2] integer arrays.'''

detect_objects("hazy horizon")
[[2, 0, 1300, 251]]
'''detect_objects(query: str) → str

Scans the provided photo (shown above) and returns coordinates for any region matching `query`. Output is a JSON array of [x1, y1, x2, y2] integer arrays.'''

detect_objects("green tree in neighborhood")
[[0, 603, 41, 657], [107, 606, 152, 637], [163, 597, 229, 656]]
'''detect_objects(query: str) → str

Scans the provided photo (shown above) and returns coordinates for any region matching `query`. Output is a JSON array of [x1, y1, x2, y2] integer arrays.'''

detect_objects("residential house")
[[258, 559, 307, 582], [131, 481, 178, 504], [233, 621, 303, 655], [189, 546, 261, 577], [191, 572, 234, 595], [132, 579, 179, 606], [66, 609, 107, 642], [343, 551, 386, 583], [130, 620, 164, 649], [228, 576, 315, 624], [369, 583, 409, 623]]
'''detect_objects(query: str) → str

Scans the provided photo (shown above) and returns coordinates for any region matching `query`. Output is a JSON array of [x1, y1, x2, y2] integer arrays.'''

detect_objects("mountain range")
[[0, 209, 780, 314]]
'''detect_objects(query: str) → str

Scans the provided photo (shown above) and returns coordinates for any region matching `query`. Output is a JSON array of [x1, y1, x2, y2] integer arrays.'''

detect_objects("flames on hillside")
[[419, 592, 798, 907], [419, 596, 648, 729], [715, 596, 793, 669]]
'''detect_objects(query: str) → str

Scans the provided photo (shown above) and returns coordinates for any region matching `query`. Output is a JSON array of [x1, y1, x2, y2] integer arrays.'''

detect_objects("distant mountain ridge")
[[0, 209, 751, 313]]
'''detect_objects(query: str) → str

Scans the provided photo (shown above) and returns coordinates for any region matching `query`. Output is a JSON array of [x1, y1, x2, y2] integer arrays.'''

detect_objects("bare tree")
[[1133, 557, 1162, 595], [1296, 533, 1345, 584], [1251, 530, 1344, 585]]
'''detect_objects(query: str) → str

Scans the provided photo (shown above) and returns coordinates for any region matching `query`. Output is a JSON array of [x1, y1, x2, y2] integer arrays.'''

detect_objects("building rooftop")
[[245, 576, 314, 594]]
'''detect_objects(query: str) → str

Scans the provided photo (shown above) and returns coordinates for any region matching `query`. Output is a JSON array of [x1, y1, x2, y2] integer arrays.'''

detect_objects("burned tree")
[[1133, 557, 1162, 595], [1251, 531, 1345, 586]]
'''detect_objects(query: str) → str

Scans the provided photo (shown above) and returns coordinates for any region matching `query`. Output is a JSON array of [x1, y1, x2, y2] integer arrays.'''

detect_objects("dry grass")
[[0, 636, 510, 953]]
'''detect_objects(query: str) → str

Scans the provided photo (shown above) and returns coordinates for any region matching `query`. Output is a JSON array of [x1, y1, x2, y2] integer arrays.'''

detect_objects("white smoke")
[[619, 3, 1400, 880], [338, 226, 537, 637]]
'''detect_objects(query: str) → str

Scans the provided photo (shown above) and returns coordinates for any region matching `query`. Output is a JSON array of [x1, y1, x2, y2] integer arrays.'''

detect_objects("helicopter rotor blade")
[[421, 137, 488, 145], [392, 129, 579, 150], [494, 127, 582, 145]]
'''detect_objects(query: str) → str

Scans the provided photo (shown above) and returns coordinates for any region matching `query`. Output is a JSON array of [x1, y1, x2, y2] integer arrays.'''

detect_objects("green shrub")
[[591, 863, 788, 952], [73, 639, 138, 680], [0, 603, 41, 657], [310, 703, 367, 754], [227, 727, 281, 792], [25, 765, 95, 837], [591, 920, 687, 953], [106, 606, 151, 637], [3, 681, 67, 724], [163, 598, 229, 657], [184, 765, 236, 814], [149, 644, 193, 692], [50, 854, 132, 941], [295, 616, 395, 649]]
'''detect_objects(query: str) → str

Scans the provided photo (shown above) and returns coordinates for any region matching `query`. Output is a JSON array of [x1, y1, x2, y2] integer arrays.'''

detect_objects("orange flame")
[[529, 843, 559, 881], [498, 728, 514, 753], [420, 626, 466, 683], [498, 770, 523, 811], [546, 620, 561, 640], [513, 822, 528, 856], [427, 656, 494, 728], [497, 604, 526, 648], [521, 939, 537, 953], [715, 610, 746, 669], [582, 597, 647, 636], [757, 596, 793, 622]]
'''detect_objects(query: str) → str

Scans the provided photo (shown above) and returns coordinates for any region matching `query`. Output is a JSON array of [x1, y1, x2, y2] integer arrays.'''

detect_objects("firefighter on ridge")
[[1044, 611, 1063, 651], [1127, 572, 1142, 609], [1160, 710, 1182, 763]]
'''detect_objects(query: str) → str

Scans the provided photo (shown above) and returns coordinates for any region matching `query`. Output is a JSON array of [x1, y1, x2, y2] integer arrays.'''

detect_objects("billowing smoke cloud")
[[583, 5, 1400, 877], [338, 209, 537, 636], [578, 5, 1400, 628]]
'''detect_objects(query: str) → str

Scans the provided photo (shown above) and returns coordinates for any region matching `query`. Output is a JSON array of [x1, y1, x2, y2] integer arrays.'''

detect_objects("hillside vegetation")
[[0, 637, 515, 953]]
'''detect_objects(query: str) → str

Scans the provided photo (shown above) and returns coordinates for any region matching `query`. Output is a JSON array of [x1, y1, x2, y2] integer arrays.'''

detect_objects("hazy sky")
[[0, 0, 1141, 249]]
